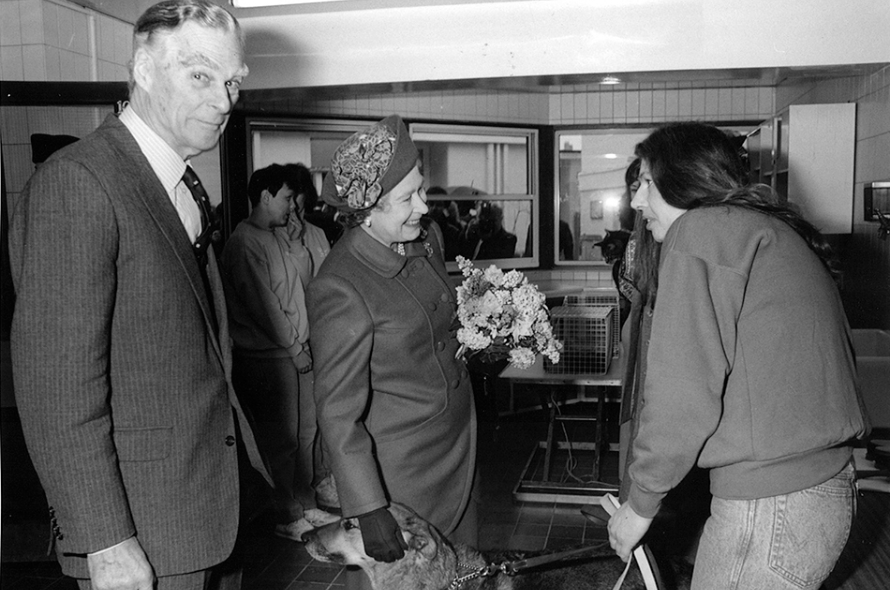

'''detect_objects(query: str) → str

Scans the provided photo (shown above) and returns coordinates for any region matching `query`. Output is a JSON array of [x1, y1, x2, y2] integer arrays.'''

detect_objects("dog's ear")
[[406, 530, 439, 560]]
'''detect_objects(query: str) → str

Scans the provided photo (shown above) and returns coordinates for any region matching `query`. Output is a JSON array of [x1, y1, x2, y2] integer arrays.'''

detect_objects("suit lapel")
[[102, 116, 224, 362]]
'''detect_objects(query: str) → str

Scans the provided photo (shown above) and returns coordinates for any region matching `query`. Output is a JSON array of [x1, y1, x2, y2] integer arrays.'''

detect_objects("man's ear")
[[131, 47, 155, 93], [259, 189, 273, 205]]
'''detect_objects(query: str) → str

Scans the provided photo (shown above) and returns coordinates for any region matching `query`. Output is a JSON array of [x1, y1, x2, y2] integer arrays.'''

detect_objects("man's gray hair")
[[129, 0, 243, 91]]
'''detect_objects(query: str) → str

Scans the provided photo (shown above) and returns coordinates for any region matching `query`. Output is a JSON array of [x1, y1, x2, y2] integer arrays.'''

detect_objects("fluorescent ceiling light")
[[232, 0, 353, 7]]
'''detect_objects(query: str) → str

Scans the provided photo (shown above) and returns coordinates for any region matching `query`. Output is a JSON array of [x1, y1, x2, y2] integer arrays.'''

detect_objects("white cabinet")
[[748, 103, 856, 234], [784, 103, 856, 234]]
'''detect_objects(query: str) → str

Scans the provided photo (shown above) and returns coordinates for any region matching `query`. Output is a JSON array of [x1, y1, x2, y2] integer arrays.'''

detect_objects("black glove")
[[357, 507, 408, 562]]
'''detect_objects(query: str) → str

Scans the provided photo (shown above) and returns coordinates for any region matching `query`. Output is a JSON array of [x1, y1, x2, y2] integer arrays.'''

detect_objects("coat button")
[[451, 379, 461, 389], [428, 302, 437, 311], [225, 435, 236, 446], [436, 341, 445, 351], [440, 293, 449, 302]]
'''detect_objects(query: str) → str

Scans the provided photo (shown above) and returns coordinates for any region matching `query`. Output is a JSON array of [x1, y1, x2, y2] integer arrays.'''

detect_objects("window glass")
[[412, 123, 538, 270]]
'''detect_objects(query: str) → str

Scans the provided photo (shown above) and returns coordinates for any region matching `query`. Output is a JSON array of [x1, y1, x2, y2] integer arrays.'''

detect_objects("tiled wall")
[[244, 81, 774, 127], [242, 88, 553, 126], [0, 0, 131, 82], [1, 0, 133, 212], [548, 82, 774, 125], [2, 104, 111, 214], [2, 101, 223, 217]]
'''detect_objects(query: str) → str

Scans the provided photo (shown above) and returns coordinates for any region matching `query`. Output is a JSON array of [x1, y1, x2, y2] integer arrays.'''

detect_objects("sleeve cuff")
[[627, 483, 666, 519], [88, 536, 133, 556]]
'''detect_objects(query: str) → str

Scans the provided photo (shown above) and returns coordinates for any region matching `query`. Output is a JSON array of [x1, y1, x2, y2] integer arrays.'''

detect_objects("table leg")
[[592, 386, 606, 481]]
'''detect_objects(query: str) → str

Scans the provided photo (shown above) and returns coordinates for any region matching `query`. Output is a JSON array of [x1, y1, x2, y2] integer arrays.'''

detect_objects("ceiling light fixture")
[[600, 76, 622, 85], [231, 0, 349, 7]]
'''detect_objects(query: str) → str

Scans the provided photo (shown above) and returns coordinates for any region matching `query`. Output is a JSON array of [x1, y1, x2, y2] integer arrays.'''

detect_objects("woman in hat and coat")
[[306, 115, 477, 587]]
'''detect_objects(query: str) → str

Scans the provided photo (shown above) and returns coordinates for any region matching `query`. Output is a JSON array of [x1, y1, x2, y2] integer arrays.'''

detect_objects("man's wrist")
[[88, 536, 134, 556]]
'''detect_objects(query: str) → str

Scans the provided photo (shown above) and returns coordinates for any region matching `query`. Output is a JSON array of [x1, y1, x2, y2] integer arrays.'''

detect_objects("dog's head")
[[303, 503, 458, 590]]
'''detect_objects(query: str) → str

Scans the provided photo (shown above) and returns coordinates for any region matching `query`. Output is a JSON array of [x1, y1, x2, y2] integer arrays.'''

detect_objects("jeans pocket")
[[768, 471, 854, 589]]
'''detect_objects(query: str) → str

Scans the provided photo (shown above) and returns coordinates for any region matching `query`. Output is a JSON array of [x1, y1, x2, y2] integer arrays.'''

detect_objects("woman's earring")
[[364, 218, 372, 228]]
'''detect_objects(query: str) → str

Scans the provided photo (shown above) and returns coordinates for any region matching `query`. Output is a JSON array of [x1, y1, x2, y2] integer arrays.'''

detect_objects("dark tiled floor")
[[5, 395, 890, 590], [1, 395, 621, 590]]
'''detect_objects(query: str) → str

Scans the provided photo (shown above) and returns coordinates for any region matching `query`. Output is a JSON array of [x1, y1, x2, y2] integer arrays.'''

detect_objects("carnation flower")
[[454, 256, 562, 370]]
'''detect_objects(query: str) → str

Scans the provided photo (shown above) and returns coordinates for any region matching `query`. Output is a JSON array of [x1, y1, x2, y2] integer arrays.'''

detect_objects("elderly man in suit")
[[9, 2, 268, 589]]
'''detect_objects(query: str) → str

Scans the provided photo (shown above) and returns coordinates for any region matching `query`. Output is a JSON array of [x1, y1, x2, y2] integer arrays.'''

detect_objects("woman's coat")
[[307, 221, 476, 535]]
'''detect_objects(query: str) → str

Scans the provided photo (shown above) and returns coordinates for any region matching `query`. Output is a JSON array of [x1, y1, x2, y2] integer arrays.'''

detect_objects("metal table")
[[499, 354, 624, 504]]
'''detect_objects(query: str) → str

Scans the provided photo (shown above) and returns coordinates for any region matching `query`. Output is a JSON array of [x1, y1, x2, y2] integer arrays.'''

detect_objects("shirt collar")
[[119, 105, 188, 192]]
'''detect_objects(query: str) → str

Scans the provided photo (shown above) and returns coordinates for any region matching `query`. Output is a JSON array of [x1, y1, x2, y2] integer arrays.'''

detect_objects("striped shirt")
[[119, 106, 202, 243]]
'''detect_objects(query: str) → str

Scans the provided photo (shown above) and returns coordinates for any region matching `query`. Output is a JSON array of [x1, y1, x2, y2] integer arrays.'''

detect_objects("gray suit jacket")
[[9, 113, 267, 579]]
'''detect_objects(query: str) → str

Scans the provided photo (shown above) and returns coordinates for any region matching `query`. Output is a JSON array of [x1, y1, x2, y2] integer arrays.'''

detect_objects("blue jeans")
[[692, 462, 855, 590]]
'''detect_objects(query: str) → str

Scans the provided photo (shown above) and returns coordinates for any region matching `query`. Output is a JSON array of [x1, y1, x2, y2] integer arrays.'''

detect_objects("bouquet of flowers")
[[454, 256, 562, 370]]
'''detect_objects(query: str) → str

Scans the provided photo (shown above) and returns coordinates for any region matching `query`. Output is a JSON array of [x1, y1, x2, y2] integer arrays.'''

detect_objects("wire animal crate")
[[564, 289, 621, 357], [544, 306, 613, 374]]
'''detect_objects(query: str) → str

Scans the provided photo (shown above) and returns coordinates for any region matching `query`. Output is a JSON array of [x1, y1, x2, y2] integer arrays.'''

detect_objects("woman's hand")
[[607, 502, 653, 562], [357, 507, 408, 562]]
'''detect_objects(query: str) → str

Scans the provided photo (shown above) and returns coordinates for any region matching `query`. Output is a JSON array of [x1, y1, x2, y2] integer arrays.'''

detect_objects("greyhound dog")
[[303, 502, 691, 590]]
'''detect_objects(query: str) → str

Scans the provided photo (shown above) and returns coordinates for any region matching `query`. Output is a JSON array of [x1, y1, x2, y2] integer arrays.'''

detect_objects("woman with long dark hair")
[[608, 122, 868, 590]]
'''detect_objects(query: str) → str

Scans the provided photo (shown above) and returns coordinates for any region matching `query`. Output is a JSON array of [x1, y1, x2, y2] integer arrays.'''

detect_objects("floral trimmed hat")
[[321, 114, 419, 212]]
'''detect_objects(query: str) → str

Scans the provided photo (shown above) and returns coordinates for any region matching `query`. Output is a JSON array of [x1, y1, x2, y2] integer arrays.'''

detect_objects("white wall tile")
[[96, 13, 115, 62], [70, 9, 90, 55], [704, 87, 719, 117], [573, 93, 587, 122], [730, 87, 745, 117], [871, 131, 890, 181], [114, 20, 131, 65], [652, 89, 665, 120], [1, 106, 29, 144], [1, 45, 24, 80], [559, 93, 573, 123], [21, 44, 45, 81], [59, 48, 76, 80], [612, 91, 626, 123], [586, 92, 600, 123], [691, 88, 705, 117], [625, 91, 639, 120], [665, 90, 679, 120], [549, 93, 560, 123], [56, 2, 73, 51], [44, 45, 60, 80], [678, 88, 692, 118], [19, 0, 43, 45], [744, 87, 759, 117], [97, 58, 113, 81], [718, 88, 732, 117], [759, 88, 773, 115], [0, 1, 23, 46], [600, 92, 613, 122], [41, 0, 58, 48]]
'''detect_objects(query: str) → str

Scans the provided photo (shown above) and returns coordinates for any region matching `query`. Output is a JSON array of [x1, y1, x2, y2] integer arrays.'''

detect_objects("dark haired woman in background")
[[608, 122, 868, 590]]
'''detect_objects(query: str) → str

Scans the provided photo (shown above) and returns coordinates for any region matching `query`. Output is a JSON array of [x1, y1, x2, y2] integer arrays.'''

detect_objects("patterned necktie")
[[181, 166, 216, 266], [181, 166, 219, 331]]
